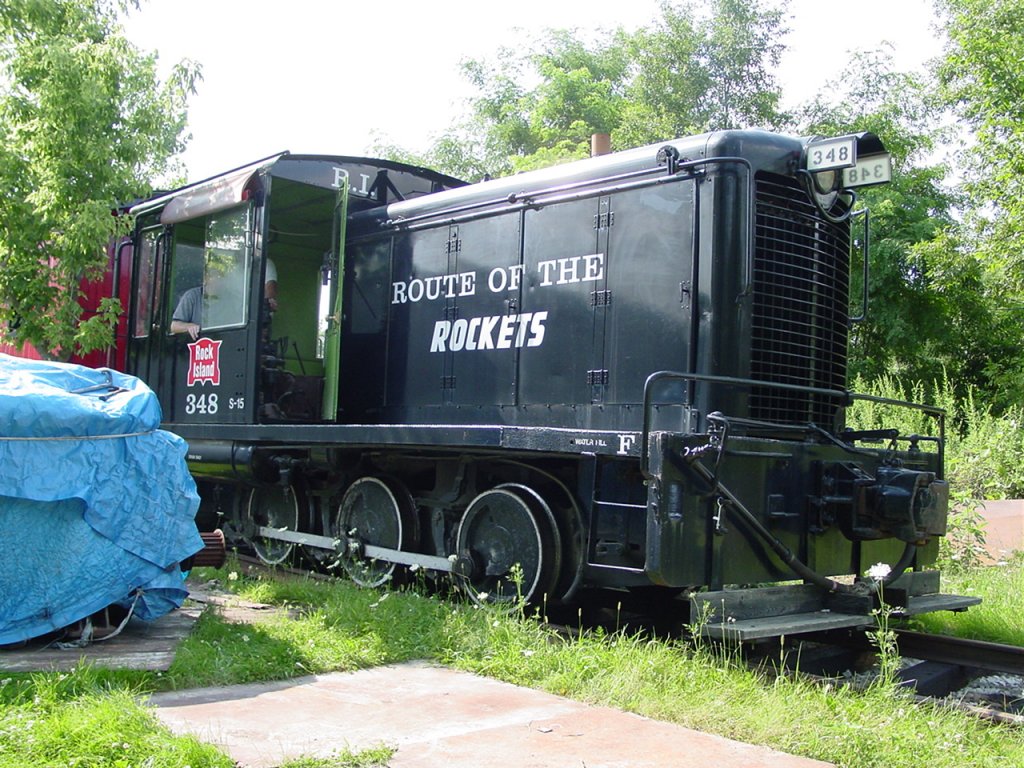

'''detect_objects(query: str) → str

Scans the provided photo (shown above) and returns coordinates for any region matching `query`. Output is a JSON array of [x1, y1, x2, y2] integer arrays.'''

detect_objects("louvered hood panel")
[[750, 173, 851, 426]]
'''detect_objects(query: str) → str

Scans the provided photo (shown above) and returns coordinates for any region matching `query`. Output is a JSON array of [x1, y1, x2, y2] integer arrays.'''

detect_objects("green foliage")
[[915, 554, 1024, 644], [939, 504, 991, 573], [795, 49, 1001, 392], [454, 29, 632, 175], [278, 749, 395, 768], [938, 0, 1024, 247], [618, 0, 788, 145], [0, 0, 198, 359], [392, 0, 790, 178], [946, 399, 1024, 502], [369, 131, 491, 183], [848, 374, 1024, 501], [933, 0, 1024, 405], [867, 603, 901, 691]]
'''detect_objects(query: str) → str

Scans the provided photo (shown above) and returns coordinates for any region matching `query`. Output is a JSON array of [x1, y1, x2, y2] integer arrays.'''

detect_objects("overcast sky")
[[122, 0, 944, 182]]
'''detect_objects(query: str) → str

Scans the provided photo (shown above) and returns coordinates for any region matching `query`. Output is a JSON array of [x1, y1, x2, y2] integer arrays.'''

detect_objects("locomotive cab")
[[126, 154, 464, 426]]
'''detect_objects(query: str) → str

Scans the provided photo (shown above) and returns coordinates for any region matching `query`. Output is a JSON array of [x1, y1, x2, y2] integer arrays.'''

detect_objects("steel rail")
[[892, 629, 1024, 677], [806, 628, 1024, 677]]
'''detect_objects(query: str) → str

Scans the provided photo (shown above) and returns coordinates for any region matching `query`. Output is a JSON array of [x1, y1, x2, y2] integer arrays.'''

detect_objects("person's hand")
[[184, 322, 200, 340]]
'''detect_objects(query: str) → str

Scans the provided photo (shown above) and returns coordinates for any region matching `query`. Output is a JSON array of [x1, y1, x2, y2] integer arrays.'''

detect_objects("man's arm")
[[170, 287, 202, 339], [170, 319, 200, 339]]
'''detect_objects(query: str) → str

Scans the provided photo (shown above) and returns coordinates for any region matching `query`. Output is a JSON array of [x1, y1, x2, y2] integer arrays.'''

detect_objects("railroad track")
[[764, 628, 1024, 726]]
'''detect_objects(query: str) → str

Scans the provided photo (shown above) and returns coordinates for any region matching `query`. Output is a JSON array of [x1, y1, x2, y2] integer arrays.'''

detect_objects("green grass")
[[0, 668, 233, 768], [913, 555, 1024, 644], [162, 582, 451, 689], [3, 562, 1023, 768], [279, 746, 394, 768]]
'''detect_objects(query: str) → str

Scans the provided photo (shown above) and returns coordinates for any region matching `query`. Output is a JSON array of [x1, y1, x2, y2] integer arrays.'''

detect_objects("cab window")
[[132, 228, 161, 338], [168, 205, 251, 332]]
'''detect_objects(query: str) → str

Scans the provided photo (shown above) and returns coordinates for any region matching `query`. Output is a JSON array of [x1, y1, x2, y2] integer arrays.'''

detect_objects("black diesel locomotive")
[[123, 130, 976, 639]]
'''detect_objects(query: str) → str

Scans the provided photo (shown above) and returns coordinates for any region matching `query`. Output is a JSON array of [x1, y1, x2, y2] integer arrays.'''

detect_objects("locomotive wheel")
[[456, 483, 561, 605], [245, 485, 300, 566], [333, 476, 418, 588]]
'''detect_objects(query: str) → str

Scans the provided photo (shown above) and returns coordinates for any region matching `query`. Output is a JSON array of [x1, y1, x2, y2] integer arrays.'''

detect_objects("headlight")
[[811, 168, 841, 208]]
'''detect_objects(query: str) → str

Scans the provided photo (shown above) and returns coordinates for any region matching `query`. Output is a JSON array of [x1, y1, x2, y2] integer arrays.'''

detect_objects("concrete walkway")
[[151, 661, 832, 768], [978, 500, 1024, 562]]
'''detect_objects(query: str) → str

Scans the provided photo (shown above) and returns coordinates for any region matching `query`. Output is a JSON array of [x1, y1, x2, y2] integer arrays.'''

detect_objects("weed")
[[939, 502, 990, 572], [279, 745, 395, 768], [0, 669, 232, 768], [864, 563, 901, 690]]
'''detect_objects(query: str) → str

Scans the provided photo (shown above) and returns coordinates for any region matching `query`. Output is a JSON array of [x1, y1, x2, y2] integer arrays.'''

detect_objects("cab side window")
[[167, 205, 252, 332], [132, 229, 161, 338]]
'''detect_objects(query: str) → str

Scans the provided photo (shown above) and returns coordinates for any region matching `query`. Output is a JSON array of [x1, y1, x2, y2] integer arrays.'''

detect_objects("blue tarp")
[[0, 354, 202, 644]]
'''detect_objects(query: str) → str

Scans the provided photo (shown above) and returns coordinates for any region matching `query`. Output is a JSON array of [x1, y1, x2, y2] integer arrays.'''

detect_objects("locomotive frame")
[[116, 130, 976, 640]]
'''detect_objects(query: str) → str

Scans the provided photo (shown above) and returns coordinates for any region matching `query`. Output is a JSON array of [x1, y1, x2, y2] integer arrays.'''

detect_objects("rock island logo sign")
[[187, 338, 222, 386]]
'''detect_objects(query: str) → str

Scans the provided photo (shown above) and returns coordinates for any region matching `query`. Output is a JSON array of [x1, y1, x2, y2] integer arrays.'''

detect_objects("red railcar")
[[0, 237, 133, 370]]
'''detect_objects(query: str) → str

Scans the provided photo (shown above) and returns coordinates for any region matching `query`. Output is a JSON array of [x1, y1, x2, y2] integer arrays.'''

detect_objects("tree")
[[394, 0, 790, 179], [933, 0, 1024, 406], [797, 49, 994, 390], [0, 0, 198, 359], [453, 28, 633, 176], [617, 0, 788, 147]]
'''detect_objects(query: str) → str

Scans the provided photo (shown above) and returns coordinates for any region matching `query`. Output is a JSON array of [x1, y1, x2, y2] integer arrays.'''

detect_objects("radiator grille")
[[750, 173, 850, 426]]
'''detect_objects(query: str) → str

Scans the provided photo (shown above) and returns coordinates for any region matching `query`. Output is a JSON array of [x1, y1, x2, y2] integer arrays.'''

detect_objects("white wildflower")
[[227, 571, 239, 582], [409, 563, 420, 573], [476, 592, 489, 601], [866, 562, 891, 581], [447, 554, 458, 563]]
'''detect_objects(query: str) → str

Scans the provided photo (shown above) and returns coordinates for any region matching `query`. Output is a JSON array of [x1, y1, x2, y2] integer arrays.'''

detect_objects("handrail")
[[385, 156, 753, 236], [849, 208, 870, 323]]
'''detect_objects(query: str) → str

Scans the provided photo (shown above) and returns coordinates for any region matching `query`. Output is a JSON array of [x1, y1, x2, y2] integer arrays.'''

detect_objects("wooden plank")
[[0, 607, 202, 673], [896, 593, 981, 617], [691, 584, 828, 622], [702, 611, 873, 642]]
